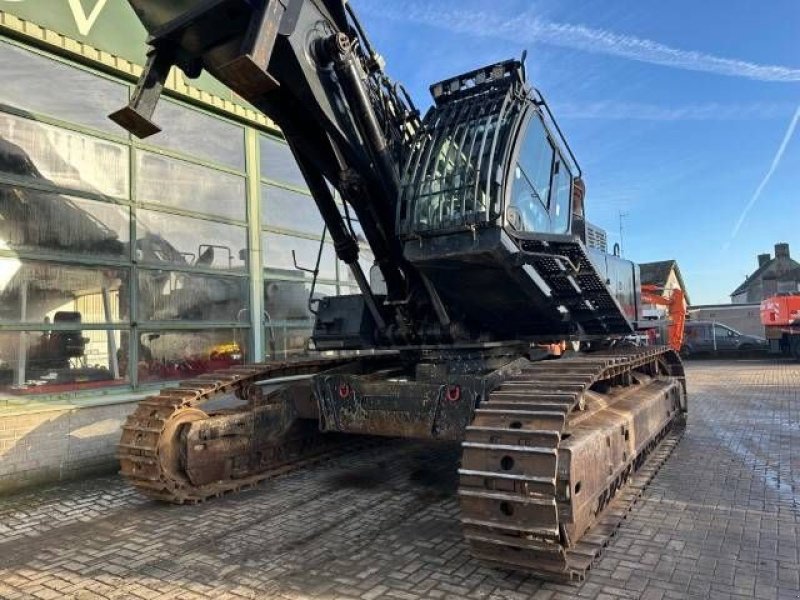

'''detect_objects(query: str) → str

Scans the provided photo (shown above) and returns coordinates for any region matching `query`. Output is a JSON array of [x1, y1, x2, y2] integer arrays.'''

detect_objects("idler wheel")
[[157, 408, 209, 486]]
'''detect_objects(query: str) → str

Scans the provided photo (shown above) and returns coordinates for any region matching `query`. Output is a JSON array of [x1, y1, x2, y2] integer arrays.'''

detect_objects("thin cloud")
[[558, 102, 796, 121], [727, 105, 800, 245], [357, 2, 800, 82]]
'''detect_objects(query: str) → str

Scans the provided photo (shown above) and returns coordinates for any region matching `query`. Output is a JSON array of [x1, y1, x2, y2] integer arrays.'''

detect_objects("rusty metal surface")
[[314, 355, 529, 440], [315, 376, 480, 439], [117, 355, 395, 504], [458, 346, 687, 580]]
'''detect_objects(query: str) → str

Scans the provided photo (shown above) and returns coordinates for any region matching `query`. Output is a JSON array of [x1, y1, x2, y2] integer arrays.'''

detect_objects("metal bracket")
[[109, 0, 287, 137], [216, 0, 285, 98], [109, 45, 175, 138]]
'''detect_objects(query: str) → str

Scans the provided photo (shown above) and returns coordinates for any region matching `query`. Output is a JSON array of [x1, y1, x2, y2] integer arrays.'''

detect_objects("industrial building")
[[0, 2, 365, 491]]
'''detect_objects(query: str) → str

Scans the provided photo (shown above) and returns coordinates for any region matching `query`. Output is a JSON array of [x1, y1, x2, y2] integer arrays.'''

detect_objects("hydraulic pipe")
[[328, 33, 400, 201], [294, 153, 388, 333]]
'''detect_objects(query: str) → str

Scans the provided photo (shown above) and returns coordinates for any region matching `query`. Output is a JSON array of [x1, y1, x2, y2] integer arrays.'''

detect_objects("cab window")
[[507, 115, 554, 233], [550, 155, 572, 234]]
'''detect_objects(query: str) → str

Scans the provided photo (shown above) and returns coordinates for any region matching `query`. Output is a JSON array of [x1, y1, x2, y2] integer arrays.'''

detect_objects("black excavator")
[[112, 0, 687, 581]]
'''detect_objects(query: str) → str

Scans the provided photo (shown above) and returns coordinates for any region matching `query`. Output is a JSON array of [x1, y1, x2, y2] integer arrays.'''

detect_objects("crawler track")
[[118, 356, 373, 504], [458, 346, 686, 580], [120, 346, 686, 581]]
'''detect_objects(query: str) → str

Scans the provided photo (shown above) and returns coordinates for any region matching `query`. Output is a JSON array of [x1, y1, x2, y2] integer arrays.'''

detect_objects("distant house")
[[639, 260, 690, 318], [731, 243, 800, 304]]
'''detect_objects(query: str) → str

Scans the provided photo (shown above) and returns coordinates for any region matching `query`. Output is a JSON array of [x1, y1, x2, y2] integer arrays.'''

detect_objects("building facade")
[[0, 2, 368, 491], [731, 243, 800, 304]]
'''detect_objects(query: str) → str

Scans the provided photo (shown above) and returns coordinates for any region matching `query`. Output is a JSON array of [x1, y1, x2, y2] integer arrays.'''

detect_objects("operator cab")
[[399, 60, 635, 341], [398, 60, 582, 243]]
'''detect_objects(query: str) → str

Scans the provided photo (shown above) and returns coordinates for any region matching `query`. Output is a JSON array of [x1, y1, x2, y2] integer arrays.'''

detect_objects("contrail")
[[356, 2, 800, 82], [729, 106, 800, 242], [558, 101, 795, 121]]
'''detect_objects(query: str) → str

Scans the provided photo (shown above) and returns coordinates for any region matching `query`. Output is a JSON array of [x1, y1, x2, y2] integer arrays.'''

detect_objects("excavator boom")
[[641, 285, 687, 352]]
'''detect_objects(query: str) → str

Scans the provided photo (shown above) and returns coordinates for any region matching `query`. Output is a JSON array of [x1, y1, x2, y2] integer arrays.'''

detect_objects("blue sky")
[[353, 0, 800, 304]]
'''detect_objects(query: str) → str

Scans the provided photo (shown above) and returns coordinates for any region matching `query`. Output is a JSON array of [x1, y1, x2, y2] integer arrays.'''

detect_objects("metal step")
[[472, 409, 566, 430], [461, 517, 559, 538], [464, 426, 561, 447], [484, 400, 574, 413]]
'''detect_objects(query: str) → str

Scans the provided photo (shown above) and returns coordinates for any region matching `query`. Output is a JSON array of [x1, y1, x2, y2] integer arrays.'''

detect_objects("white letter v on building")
[[67, 0, 108, 36]]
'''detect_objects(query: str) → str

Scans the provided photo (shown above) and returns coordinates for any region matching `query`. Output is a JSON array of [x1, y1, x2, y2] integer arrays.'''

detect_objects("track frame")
[[117, 354, 396, 504], [458, 346, 686, 580]]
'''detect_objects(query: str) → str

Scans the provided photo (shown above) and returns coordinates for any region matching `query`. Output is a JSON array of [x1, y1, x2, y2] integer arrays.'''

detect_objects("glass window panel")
[[551, 156, 572, 234], [405, 106, 519, 233], [0, 259, 129, 324], [0, 183, 129, 259], [265, 325, 312, 360], [136, 329, 248, 384], [340, 203, 367, 244], [517, 117, 554, 206], [261, 184, 324, 234], [338, 247, 375, 284], [0, 330, 129, 397], [262, 233, 337, 281], [149, 100, 245, 170], [259, 136, 307, 189], [136, 209, 247, 271], [507, 169, 551, 233], [0, 42, 128, 133], [137, 270, 249, 322], [368, 266, 388, 295], [264, 279, 335, 323], [0, 112, 129, 198], [359, 248, 375, 281], [135, 152, 246, 221]]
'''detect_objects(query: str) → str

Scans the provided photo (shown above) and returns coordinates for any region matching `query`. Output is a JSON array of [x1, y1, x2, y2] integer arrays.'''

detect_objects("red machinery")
[[760, 294, 800, 359], [641, 285, 687, 353]]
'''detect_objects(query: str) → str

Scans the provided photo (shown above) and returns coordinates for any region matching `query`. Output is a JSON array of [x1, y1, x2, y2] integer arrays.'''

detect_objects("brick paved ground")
[[0, 360, 798, 600]]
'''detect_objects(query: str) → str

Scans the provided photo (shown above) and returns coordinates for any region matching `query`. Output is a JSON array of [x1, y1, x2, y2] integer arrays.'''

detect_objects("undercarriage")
[[120, 345, 685, 579]]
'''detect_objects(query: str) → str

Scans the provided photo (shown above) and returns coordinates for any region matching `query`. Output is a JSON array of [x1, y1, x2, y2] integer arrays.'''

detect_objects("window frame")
[[549, 152, 574, 235], [503, 109, 554, 234], [0, 38, 258, 401], [515, 113, 556, 210], [258, 133, 370, 332]]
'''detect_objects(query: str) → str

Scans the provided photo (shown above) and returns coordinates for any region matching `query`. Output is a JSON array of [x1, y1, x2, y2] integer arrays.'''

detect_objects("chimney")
[[775, 243, 790, 259], [758, 253, 771, 267]]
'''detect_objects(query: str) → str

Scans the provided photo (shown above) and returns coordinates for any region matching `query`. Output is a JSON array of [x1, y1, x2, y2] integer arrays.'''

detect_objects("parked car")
[[682, 321, 767, 357]]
